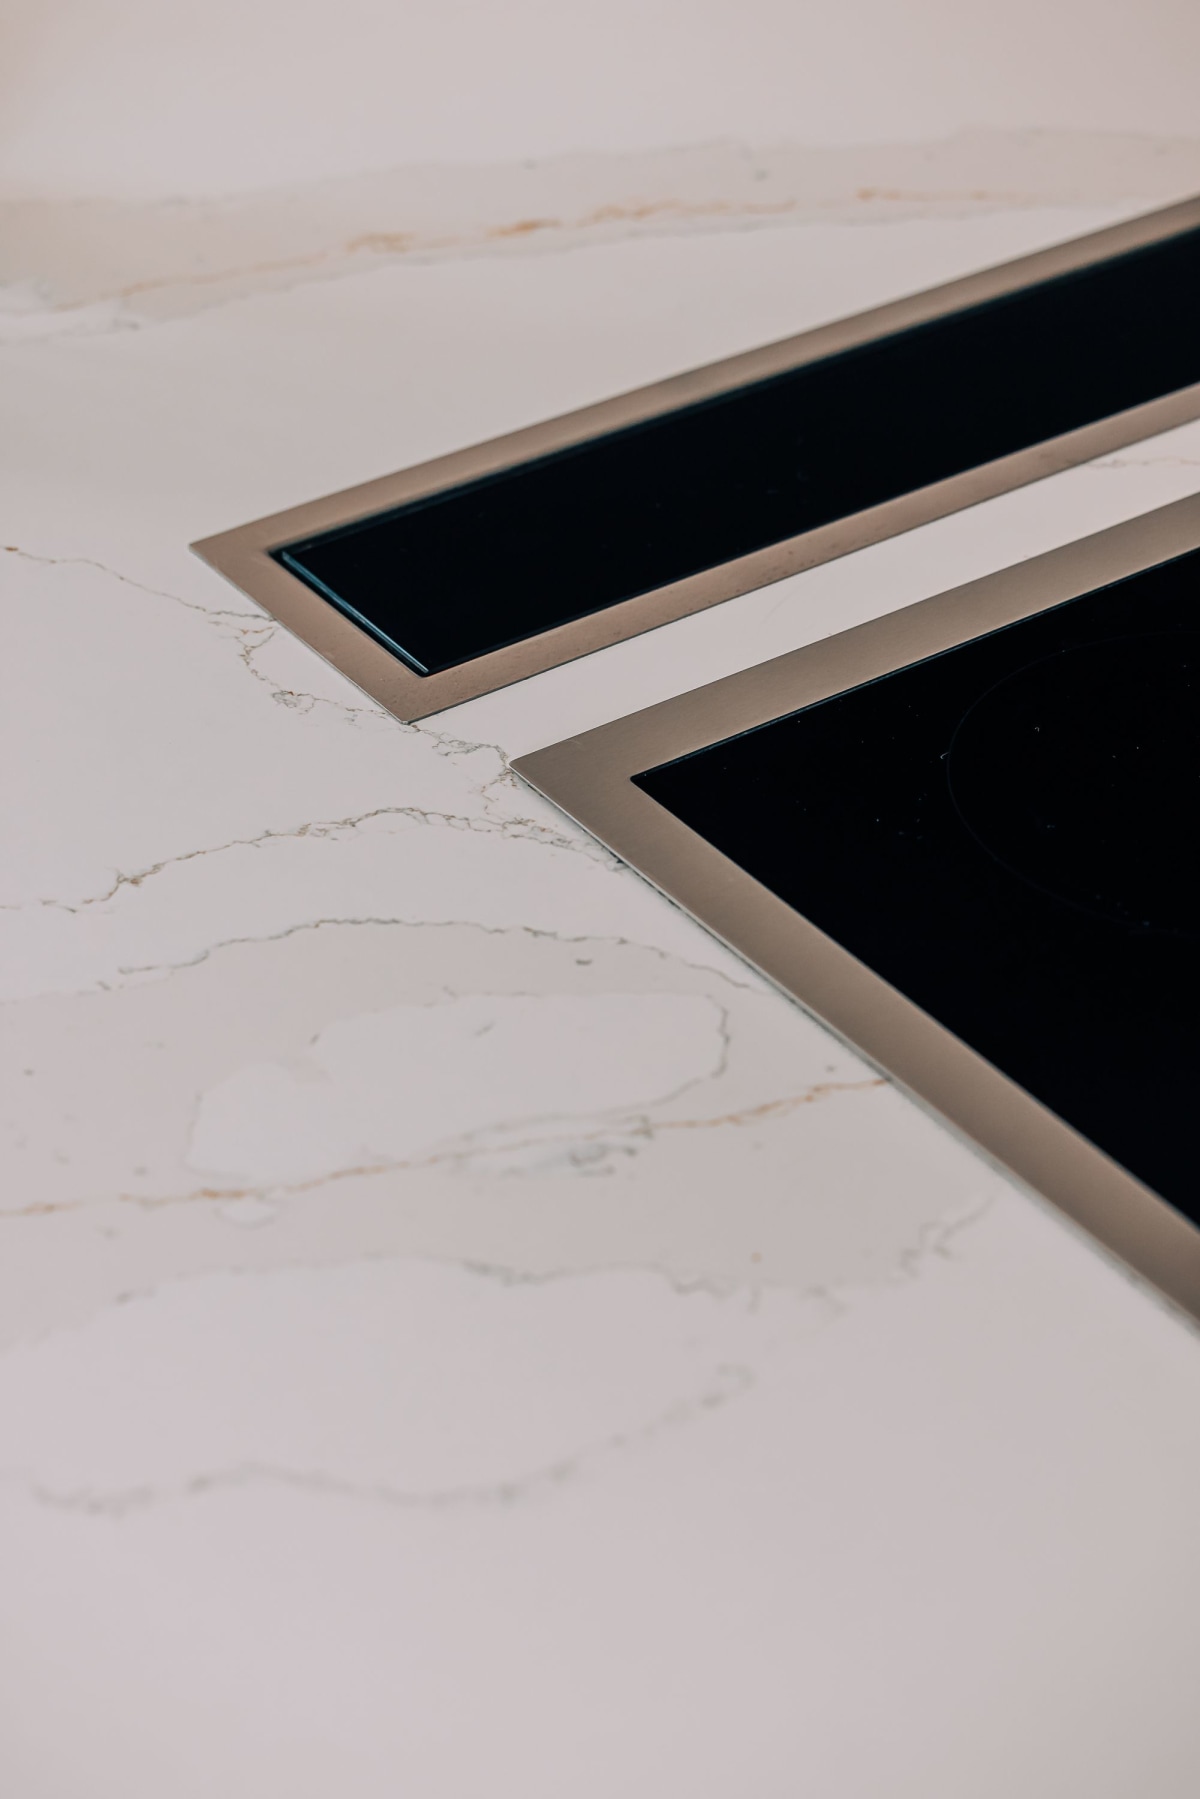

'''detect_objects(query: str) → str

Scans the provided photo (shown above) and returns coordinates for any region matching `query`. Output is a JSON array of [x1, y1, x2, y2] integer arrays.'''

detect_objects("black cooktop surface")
[[636, 549, 1200, 1216], [276, 224, 1200, 676]]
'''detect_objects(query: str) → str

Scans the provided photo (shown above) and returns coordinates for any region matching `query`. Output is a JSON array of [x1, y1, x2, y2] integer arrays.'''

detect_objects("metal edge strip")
[[191, 196, 1200, 722], [512, 494, 1200, 1324]]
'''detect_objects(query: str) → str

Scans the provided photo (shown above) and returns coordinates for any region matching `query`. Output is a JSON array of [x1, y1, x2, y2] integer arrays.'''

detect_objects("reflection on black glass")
[[946, 632, 1200, 937], [634, 551, 1200, 1215]]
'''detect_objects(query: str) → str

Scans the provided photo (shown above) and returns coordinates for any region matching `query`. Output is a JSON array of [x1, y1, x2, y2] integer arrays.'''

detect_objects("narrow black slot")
[[277, 226, 1200, 677], [633, 549, 1200, 1216]]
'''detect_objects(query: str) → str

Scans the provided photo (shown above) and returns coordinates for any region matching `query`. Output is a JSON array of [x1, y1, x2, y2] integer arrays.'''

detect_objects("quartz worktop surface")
[[4, 6, 1200, 1791]]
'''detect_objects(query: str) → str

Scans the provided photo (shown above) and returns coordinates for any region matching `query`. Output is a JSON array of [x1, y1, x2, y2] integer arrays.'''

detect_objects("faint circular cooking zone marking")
[[946, 630, 1200, 936]]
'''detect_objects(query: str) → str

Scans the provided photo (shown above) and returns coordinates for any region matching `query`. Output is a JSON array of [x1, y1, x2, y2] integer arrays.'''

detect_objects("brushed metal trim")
[[514, 495, 1200, 1324], [192, 196, 1200, 722]]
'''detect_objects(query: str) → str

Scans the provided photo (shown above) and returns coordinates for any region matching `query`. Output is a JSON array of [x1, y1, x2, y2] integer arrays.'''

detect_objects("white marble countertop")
[[4, 5, 1200, 1793]]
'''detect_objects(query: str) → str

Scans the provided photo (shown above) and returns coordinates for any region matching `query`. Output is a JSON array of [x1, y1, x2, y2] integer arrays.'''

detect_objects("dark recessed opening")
[[276, 225, 1200, 677], [633, 548, 1200, 1215]]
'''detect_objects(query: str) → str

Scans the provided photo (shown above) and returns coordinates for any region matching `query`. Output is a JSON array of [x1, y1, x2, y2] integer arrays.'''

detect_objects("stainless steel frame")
[[191, 198, 1200, 722], [514, 496, 1200, 1323]]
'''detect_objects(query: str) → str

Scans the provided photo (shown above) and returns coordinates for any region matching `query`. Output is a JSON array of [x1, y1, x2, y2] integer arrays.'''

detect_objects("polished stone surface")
[[3, 5, 1200, 1793]]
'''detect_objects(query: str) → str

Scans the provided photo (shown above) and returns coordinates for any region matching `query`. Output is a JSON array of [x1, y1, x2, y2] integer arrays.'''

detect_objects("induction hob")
[[515, 497, 1200, 1320]]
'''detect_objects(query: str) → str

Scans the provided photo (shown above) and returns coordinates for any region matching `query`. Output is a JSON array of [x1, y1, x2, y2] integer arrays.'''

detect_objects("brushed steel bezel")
[[514, 495, 1200, 1322], [192, 197, 1200, 721]]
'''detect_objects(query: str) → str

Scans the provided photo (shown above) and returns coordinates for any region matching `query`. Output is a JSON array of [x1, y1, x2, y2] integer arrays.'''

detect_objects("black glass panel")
[[277, 225, 1200, 676], [634, 551, 1200, 1215]]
